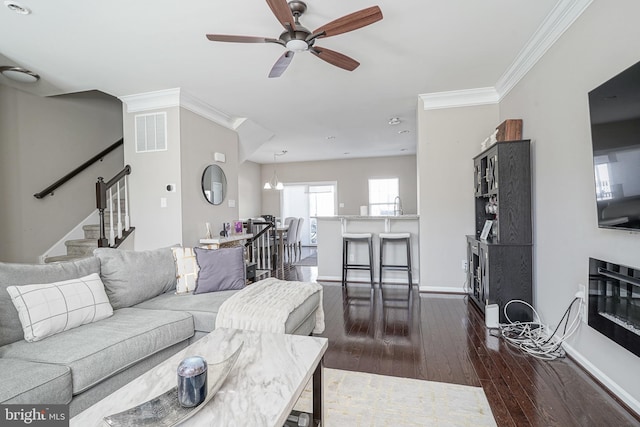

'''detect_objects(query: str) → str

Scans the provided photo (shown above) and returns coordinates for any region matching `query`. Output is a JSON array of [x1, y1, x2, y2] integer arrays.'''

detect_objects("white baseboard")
[[563, 342, 640, 416]]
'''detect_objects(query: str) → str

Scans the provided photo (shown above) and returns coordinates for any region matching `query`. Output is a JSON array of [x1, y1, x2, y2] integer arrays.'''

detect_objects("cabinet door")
[[486, 152, 498, 193], [467, 239, 479, 300], [479, 245, 490, 305], [474, 159, 482, 197]]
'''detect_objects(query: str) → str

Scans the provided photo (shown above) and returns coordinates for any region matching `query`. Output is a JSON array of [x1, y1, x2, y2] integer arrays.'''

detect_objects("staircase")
[[45, 212, 127, 263]]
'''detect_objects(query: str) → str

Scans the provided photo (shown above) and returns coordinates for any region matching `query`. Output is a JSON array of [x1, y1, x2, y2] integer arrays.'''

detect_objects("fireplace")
[[589, 258, 640, 357]]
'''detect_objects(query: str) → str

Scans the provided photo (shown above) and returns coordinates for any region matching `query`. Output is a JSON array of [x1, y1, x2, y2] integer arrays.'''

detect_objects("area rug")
[[292, 253, 317, 266], [293, 368, 496, 427]]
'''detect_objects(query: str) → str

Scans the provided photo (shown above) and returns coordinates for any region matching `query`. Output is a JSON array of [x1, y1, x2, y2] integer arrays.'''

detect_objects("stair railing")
[[34, 139, 123, 199], [96, 165, 133, 247], [245, 219, 275, 271]]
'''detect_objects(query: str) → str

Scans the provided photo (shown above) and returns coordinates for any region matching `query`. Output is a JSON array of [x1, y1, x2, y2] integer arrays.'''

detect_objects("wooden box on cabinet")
[[496, 119, 522, 142]]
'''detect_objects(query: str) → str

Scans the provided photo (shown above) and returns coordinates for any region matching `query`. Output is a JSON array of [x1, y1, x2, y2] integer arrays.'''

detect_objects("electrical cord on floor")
[[497, 297, 583, 361]]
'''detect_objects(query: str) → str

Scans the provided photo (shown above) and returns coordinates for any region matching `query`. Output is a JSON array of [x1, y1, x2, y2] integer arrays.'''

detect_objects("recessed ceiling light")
[[400, 148, 408, 152], [398, 129, 410, 134], [343, 152, 350, 155], [326, 136, 336, 140], [4, 1, 30, 14], [0, 66, 39, 83], [388, 117, 401, 125]]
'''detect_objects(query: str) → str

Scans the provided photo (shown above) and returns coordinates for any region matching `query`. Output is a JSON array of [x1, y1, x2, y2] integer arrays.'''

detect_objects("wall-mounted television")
[[588, 59, 640, 231]]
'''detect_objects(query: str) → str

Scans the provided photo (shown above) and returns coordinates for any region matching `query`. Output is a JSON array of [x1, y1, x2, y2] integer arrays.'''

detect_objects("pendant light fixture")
[[264, 150, 287, 190]]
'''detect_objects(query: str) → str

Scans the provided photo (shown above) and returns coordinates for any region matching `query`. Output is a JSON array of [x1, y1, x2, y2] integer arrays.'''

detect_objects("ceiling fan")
[[206, 0, 383, 78]]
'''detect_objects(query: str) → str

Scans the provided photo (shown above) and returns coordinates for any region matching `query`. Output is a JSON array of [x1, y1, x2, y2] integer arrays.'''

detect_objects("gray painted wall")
[[417, 103, 498, 291], [123, 106, 183, 250], [180, 109, 239, 247], [261, 155, 417, 217], [498, 0, 640, 406], [0, 86, 123, 262], [238, 160, 262, 219]]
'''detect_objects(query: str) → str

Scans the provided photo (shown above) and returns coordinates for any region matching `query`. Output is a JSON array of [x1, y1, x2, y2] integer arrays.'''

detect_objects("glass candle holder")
[[177, 356, 208, 407]]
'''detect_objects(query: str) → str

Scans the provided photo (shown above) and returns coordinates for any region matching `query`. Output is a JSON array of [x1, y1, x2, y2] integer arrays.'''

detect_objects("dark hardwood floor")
[[275, 249, 639, 427]]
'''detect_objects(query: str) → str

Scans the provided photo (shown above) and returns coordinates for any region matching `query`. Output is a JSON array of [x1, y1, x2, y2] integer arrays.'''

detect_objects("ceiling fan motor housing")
[[281, 1, 312, 51]]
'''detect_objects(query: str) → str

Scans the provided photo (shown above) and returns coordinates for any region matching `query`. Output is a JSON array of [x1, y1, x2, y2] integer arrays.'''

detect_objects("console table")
[[199, 233, 253, 249]]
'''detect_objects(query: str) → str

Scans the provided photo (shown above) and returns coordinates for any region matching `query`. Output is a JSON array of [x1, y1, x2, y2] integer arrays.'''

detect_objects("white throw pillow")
[[6, 272, 113, 342], [172, 247, 199, 294]]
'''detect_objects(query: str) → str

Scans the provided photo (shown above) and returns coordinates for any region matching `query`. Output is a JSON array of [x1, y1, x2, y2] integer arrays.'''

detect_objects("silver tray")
[[103, 343, 243, 427]]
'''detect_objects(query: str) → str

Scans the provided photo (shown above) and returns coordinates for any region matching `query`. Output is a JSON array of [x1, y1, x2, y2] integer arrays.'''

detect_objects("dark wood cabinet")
[[467, 140, 533, 322]]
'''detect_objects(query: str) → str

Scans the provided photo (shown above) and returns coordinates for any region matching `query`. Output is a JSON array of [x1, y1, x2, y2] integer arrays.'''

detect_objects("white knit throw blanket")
[[215, 278, 325, 334]]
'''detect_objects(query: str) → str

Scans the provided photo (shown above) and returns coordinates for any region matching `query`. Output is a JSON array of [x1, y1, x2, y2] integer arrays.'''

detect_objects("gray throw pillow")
[[94, 247, 177, 309], [193, 247, 246, 294]]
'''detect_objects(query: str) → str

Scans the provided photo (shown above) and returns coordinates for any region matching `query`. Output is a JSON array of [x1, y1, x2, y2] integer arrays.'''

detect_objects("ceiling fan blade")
[[206, 34, 282, 44], [266, 0, 297, 31], [269, 51, 295, 78], [310, 46, 360, 71], [312, 6, 382, 39]]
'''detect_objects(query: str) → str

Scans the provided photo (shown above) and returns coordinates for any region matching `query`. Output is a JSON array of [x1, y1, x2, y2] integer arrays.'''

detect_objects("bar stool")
[[379, 233, 412, 294], [342, 233, 374, 287]]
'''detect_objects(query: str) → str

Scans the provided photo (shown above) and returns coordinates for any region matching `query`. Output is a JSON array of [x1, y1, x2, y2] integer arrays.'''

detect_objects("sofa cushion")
[[0, 308, 194, 394], [193, 247, 246, 294], [0, 359, 72, 404], [7, 273, 113, 342], [135, 290, 239, 333], [94, 247, 177, 309], [135, 286, 321, 335], [0, 257, 101, 347]]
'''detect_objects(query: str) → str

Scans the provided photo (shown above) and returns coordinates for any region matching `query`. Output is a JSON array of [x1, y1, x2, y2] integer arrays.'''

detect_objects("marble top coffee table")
[[71, 328, 327, 427]]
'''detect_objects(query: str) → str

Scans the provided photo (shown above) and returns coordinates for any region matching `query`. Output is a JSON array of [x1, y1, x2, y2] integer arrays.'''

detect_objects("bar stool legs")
[[379, 233, 412, 296], [342, 233, 374, 287]]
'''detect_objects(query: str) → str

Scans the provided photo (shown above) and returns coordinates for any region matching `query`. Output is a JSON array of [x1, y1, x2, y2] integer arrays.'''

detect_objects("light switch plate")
[[228, 199, 236, 208]]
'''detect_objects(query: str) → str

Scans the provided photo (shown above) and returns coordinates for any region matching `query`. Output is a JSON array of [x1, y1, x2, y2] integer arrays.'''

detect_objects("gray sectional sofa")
[[0, 247, 321, 416]]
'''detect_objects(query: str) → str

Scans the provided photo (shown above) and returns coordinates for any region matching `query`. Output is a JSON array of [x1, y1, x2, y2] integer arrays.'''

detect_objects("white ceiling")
[[0, 0, 562, 164]]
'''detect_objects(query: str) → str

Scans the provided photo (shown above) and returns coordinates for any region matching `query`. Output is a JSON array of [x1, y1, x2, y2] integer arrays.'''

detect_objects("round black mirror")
[[201, 165, 227, 205]]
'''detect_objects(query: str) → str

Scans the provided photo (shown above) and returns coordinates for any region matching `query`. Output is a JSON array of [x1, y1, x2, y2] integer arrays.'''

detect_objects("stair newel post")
[[108, 187, 115, 246], [124, 174, 130, 231], [96, 177, 108, 248], [116, 180, 123, 239]]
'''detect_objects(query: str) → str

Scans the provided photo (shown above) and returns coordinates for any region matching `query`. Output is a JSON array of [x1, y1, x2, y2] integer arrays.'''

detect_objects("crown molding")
[[179, 91, 242, 130], [495, 0, 593, 99], [419, 0, 593, 110], [419, 87, 499, 110], [119, 88, 181, 112], [119, 88, 242, 130]]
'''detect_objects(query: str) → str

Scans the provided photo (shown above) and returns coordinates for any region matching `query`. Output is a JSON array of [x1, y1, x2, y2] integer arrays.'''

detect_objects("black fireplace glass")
[[588, 258, 640, 357]]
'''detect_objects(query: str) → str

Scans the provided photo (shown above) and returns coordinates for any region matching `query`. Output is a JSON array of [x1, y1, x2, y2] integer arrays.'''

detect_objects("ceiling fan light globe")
[[275, 182, 284, 190], [264, 182, 272, 190], [286, 39, 308, 52]]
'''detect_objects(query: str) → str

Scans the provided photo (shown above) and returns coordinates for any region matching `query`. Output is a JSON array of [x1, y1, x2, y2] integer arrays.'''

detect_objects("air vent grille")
[[135, 112, 167, 152]]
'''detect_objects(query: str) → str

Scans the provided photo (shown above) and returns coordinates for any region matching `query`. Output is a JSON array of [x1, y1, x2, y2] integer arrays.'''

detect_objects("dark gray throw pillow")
[[193, 247, 246, 294]]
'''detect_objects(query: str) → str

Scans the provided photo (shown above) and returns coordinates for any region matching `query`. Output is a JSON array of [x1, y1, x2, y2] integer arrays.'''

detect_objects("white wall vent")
[[135, 112, 167, 153]]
